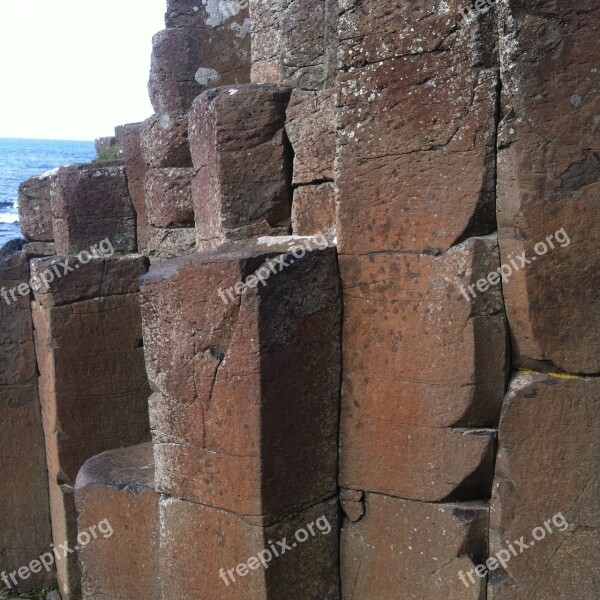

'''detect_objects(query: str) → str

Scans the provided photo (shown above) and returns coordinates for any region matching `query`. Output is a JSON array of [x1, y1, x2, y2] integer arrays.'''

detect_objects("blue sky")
[[0, 0, 166, 140]]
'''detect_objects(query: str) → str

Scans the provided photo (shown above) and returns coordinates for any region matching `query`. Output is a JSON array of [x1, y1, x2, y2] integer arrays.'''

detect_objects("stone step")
[[75, 443, 159, 600]]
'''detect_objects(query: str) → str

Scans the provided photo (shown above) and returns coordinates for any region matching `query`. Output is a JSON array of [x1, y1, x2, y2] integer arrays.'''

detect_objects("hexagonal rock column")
[[496, 1, 600, 374], [488, 372, 600, 599], [75, 443, 159, 600], [50, 163, 137, 255], [18, 170, 58, 243], [149, 0, 251, 114], [31, 255, 152, 599], [341, 493, 489, 600], [250, 0, 338, 89], [285, 88, 336, 236], [189, 85, 293, 250], [140, 236, 342, 598], [115, 122, 152, 251], [0, 250, 53, 591]]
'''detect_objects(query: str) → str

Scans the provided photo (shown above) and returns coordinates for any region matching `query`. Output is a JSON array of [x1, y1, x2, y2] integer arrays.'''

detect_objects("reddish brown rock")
[[250, 0, 338, 89], [160, 495, 340, 599], [189, 85, 293, 247], [144, 168, 195, 228], [342, 493, 488, 600], [285, 88, 335, 185], [22, 241, 56, 256], [488, 372, 600, 600], [0, 250, 53, 591], [339, 488, 364, 522], [336, 2, 498, 254], [115, 122, 151, 250], [140, 111, 192, 169], [141, 238, 341, 521], [75, 443, 159, 600], [146, 227, 196, 260], [292, 183, 336, 236], [339, 236, 507, 501], [32, 256, 151, 598], [496, 3, 600, 374], [149, 17, 251, 114], [51, 163, 137, 255], [18, 170, 57, 242]]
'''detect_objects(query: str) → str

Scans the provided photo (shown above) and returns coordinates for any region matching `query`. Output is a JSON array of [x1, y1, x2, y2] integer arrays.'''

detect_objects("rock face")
[[140, 238, 341, 521], [291, 183, 336, 236], [0, 251, 53, 591], [144, 168, 195, 228], [250, 0, 338, 89], [489, 373, 600, 599], [140, 112, 192, 169], [75, 443, 159, 600], [18, 170, 57, 242], [94, 136, 116, 157], [341, 493, 489, 600], [32, 255, 151, 598], [496, 1, 600, 374], [149, 2, 251, 114], [115, 123, 152, 250], [51, 164, 137, 255], [189, 85, 293, 248]]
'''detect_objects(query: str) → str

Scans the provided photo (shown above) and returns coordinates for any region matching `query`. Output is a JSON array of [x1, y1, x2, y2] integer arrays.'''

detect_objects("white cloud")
[[0, 0, 166, 140]]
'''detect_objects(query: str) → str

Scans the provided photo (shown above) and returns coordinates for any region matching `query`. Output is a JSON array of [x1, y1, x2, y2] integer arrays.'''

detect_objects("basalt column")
[[335, 2, 507, 597]]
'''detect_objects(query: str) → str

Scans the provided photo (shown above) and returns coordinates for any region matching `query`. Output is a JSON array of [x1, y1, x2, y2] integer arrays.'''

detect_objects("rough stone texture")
[[339, 236, 507, 500], [250, 0, 338, 89], [342, 493, 488, 600], [140, 111, 192, 169], [51, 163, 137, 255], [488, 372, 600, 600], [75, 443, 159, 600], [95, 137, 116, 157], [115, 123, 152, 250], [141, 238, 341, 522], [22, 241, 56, 256], [285, 88, 335, 185], [160, 495, 340, 599], [148, 12, 251, 114], [18, 169, 58, 242], [144, 168, 195, 228], [496, 1, 600, 374], [292, 183, 336, 236], [190, 85, 293, 247], [0, 250, 53, 591], [336, 1, 498, 255], [32, 257, 151, 598], [146, 227, 196, 260]]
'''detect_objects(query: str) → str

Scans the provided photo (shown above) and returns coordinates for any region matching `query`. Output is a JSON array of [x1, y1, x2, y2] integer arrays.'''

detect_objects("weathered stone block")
[[285, 88, 335, 185], [141, 238, 341, 521], [115, 122, 151, 250], [292, 183, 336, 236], [75, 443, 159, 600], [339, 237, 507, 500], [144, 168, 195, 228], [32, 257, 151, 598], [336, 2, 498, 255], [250, 0, 338, 89], [342, 493, 488, 600], [94, 136, 116, 157], [189, 85, 293, 246], [18, 170, 57, 242], [159, 495, 340, 599], [140, 111, 192, 169], [149, 18, 250, 114], [488, 372, 600, 600], [146, 227, 196, 261], [496, 1, 600, 374], [51, 164, 137, 255]]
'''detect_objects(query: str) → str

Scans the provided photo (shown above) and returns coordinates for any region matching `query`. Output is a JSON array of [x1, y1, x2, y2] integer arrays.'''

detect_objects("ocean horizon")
[[0, 137, 96, 249]]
